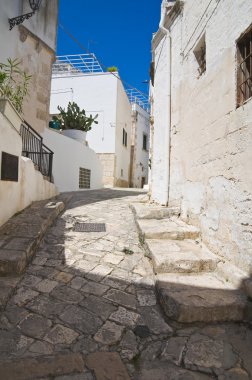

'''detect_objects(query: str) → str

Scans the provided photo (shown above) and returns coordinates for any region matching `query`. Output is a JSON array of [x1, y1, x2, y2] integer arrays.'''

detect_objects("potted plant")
[[52, 101, 98, 143]]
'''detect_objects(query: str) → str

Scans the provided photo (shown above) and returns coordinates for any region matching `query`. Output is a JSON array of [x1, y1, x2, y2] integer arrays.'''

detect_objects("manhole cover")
[[73, 223, 106, 232]]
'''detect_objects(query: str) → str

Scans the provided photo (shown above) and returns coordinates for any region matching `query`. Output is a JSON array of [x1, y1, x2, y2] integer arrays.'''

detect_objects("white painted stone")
[[150, 0, 252, 274], [0, 100, 58, 227]]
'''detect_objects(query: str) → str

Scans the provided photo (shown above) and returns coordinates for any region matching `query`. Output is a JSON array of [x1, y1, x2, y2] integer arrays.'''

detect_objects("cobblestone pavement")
[[0, 189, 251, 379]]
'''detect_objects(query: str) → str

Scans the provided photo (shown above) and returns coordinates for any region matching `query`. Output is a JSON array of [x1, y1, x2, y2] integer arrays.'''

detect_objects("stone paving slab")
[[86, 352, 131, 380], [0, 189, 251, 380]]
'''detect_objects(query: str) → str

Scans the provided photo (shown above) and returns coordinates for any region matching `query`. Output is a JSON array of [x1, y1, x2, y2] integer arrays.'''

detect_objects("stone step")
[[146, 239, 219, 274], [137, 218, 200, 241], [130, 203, 180, 220], [0, 199, 65, 276], [156, 273, 250, 323]]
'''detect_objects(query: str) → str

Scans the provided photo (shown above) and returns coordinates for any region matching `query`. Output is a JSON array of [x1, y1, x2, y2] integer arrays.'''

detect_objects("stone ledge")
[[0, 196, 68, 309], [0, 199, 64, 276], [0, 353, 85, 380]]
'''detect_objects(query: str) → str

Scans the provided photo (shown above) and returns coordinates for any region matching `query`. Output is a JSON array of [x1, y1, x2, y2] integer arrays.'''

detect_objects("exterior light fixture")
[[9, 0, 43, 30]]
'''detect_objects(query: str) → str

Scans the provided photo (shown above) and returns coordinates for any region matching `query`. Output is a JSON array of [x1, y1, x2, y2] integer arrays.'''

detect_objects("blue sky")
[[57, 0, 161, 94]]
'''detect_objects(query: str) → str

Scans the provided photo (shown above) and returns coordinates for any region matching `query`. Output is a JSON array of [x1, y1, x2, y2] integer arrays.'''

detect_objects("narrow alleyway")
[[0, 189, 251, 380]]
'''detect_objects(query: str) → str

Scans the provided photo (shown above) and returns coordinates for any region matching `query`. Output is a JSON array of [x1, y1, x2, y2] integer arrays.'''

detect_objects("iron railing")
[[20, 121, 54, 182]]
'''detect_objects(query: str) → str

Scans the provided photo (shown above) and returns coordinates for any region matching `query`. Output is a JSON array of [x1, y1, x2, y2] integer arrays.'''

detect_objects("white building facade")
[[50, 55, 149, 188], [130, 103, 150, 188], [151, 0, 252, 274]]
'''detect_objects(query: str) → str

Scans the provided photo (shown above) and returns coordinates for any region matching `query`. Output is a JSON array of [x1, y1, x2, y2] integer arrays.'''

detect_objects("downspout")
[[152, 1, 172, 206]]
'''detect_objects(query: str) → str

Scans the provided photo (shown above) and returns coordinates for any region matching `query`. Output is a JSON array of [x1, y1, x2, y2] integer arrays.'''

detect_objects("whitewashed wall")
[[151, 0, 252, 273], [0, 100, 58, 227], [0, 0, 58, 134], [152, 34, 171, 204], [114, 80, 132, 187], [50, 73, 117, 154], [42, 128, 103, 192], [131, 103, 150, 188]]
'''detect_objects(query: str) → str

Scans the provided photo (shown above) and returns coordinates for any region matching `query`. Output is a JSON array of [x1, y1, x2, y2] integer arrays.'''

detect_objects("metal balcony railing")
[[20, 121, 54, 182], [52, 53, 150, 113]]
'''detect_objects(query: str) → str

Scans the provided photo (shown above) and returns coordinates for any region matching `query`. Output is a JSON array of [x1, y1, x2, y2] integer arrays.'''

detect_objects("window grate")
[[237, 26, 252, 106], [79, 168, 91, 189], [143, 133, 148, 151], [122, 128, 127, 147]]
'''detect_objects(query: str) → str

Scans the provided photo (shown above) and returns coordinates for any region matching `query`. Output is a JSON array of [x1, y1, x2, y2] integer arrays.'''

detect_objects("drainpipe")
[[152, 1, 172, 206]]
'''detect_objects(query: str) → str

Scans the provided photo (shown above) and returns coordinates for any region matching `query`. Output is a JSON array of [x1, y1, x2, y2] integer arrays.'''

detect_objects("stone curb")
[[0, 353, 85, 380], [0, 195, 70, 309]]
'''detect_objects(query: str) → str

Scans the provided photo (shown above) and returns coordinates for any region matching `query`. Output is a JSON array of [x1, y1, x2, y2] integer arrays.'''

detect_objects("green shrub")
[[0, 58, 31, 114]]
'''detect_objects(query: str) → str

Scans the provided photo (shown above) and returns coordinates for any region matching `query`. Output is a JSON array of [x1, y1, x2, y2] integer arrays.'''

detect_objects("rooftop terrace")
[[52, 54, 150, 113]]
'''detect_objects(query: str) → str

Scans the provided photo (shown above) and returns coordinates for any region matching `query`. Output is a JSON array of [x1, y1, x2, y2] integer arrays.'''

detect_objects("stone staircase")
[[130, 202, 252, 323]]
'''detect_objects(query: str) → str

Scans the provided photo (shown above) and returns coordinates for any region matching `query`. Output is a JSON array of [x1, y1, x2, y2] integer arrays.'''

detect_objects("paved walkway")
[[0, 189, 251, 379]]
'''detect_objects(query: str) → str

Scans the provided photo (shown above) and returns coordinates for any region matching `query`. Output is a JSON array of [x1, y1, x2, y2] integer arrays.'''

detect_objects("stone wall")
[[151, 0, 252, 274], [18, 26, 55, 134], [97, 153, 116, 187]]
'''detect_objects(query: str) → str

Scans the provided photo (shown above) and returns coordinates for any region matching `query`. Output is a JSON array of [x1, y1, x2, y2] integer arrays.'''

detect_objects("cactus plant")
[[53, 102, 98, 132]]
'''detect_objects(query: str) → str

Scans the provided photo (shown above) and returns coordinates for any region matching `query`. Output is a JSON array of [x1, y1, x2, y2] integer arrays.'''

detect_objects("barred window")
[[123, 128, 127, 147], [237, 26, 252, 106], [79, 168, 91, 189], [143, 133, 147, 151]]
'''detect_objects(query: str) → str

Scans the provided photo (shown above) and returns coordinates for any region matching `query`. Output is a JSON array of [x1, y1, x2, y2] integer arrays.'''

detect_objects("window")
[[79, 168, 91, 189], [123, 128, 127, 147], [194, 34, 206, 77], [143, 133, 148, 150], [237, 25, 252, 106]]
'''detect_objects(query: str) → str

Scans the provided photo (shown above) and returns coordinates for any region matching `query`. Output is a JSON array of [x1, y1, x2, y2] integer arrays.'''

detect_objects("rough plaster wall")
[[152, 35, 171, 204], [22, 0, 58, 51], [158, 0, 252, 273], [97, 153, 115, 187], [131, 104, 150, 188], [42, 129, 103, 192], [114, 79, 132, 187], [0, 0, 58, 135], [0, 104, 58, 227]]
